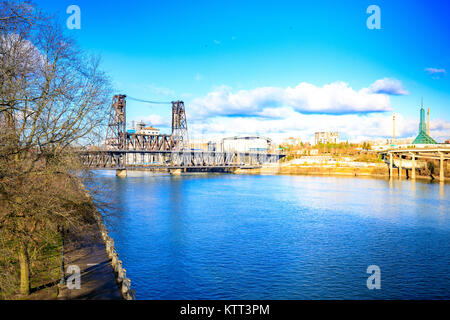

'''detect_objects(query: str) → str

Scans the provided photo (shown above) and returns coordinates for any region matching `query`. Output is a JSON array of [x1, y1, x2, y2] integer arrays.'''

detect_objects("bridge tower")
[[106, 94, 127, 150], [171, 101, 189, 150]]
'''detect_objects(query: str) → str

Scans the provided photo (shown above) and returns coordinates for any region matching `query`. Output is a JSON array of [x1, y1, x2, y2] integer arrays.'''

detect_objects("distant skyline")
[[38, 0, 450, 143]]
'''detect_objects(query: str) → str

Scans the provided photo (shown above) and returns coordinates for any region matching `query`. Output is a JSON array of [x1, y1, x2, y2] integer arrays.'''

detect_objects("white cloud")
[[187, 112, 449, 144], [425, 68, 446, 75], [429, 118, 450, 141], [181, 92, 194, 99], [369, 78, 409, 95], [1, 33, 45, 71], [136, 79, 449, 143], [425, 67, 446, 79], [189, 81, 392, 119], [146, 83, 175, 96], [132, 114, 170, 128]]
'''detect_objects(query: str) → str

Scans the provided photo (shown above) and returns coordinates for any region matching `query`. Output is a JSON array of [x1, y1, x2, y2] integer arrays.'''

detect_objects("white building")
[[315, 132, 339, 145], [135, 121, 160, 135], [208, 136, 272, 153], [283, 137, 302, 146], [139, 127, 160, 135], [368, 138, 415, 151]]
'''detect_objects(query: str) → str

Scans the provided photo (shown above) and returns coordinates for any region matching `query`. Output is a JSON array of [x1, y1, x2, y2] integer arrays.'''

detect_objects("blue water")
[[93, 171, 450, 299]]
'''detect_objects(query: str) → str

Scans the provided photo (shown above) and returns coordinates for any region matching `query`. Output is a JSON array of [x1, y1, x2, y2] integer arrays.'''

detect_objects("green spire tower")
[[412, 100, 437, 144]]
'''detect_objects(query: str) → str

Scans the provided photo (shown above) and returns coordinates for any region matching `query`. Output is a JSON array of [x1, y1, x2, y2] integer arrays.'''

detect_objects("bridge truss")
[[80, 150, 282, 170], [105, 95, 189, 152], [88, 94, 285, 171]]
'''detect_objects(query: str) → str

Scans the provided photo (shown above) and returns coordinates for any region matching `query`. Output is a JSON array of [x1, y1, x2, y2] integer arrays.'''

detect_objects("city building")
[[134, 121, 160, 135], [412, 102, 437, 145], [367, 138, 415, 151], [189, 139, 208, 151], [208, 136, 272, 153], [315, 131, 339, 145], [282, 137, 302, 146], [135, 120, 145, 132], [139, 127, 160, 135]]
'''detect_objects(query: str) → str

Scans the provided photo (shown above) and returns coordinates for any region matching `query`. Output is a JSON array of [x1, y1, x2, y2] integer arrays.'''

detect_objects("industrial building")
[[134, 121, 160, 135], [208, 136, 272, 153], [315, 131, 339, 145]]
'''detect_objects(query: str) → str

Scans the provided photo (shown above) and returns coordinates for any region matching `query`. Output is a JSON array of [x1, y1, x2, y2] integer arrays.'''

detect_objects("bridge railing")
[[78, 149, 285, 169]]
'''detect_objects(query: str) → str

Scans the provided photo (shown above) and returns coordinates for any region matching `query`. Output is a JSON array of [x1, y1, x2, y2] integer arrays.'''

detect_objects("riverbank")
[[56, 225, 123, 300], [11, 222, 123, 300], [1, 184, 130, 300], [235, 163, 449, 182]]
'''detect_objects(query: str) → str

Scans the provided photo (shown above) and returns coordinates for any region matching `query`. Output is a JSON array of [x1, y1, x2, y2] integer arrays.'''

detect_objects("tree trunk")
[[19, 243, 30, 296]]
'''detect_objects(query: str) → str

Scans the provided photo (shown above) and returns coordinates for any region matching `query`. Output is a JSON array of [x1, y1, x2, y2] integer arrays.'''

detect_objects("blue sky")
[[37, 0, 450, 142]]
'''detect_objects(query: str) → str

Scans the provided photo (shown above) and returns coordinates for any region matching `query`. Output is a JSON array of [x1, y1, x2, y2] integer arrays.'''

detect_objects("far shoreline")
[[96, 165, 449, 183], [235, 164, 450, 183]]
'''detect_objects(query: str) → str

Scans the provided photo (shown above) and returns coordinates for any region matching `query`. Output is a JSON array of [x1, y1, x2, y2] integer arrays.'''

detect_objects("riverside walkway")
[[57, 228, 123, 300]]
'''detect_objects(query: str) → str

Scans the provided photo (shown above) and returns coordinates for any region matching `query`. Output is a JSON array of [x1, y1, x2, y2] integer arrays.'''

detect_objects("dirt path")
[[56, 228, 123, 300]]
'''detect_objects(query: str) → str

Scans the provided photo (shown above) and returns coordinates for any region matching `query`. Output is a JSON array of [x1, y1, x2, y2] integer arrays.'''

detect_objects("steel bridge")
[[79, 150, 282, 170], [81, 94, 285, 173], [105, 95, 189, 151]]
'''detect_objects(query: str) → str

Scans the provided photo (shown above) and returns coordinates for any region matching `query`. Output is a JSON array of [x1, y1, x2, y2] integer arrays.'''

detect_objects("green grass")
[[0, 232, 62, 300]]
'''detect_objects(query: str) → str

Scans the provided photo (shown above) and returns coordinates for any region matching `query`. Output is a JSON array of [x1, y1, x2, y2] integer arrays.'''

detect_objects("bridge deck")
[[378, 147, 448, 181], [93, 165, 262, 170], [379, 147, 450, 160], [78, 149, 284, 170]]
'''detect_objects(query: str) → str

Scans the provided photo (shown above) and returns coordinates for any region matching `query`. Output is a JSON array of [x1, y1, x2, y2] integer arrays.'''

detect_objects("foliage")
[[315, 142, 359, 156], [0, 0, 111, 297], [354, 152, 380, 163]]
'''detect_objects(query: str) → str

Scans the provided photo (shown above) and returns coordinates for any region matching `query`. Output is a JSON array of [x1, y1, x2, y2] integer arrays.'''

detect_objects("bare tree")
[[0, 0, 111, 296]]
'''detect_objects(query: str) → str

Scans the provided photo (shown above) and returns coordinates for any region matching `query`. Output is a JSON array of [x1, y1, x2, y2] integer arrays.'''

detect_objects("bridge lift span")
[[105, 94, 189, 151], [82, 94, 284, 174]]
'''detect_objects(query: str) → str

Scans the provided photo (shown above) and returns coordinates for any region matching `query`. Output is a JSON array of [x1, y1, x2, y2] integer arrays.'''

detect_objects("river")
[[93, 171, 449, 299]]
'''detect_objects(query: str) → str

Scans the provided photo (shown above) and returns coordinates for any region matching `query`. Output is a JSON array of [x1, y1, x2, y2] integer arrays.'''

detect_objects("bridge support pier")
[[411, 153, 416, 180], [169, 169, 182, 175], [116, 169, 127, 178], [440, 153, 445, 182], [398, 155, 402, 180], [389, 153, 393, 179]]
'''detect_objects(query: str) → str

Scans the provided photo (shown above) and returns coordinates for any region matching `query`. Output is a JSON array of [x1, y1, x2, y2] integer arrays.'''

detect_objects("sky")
[[37, 0, 450, 143]]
